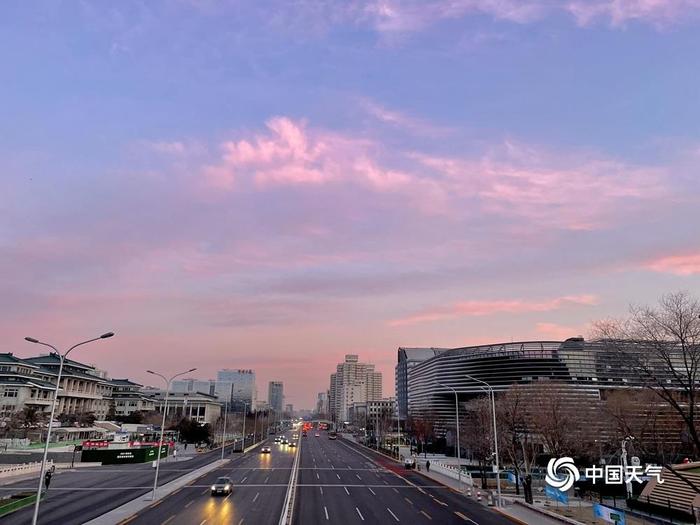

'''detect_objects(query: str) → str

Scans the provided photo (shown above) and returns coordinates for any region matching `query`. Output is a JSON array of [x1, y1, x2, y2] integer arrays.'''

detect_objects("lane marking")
[[344, 486, 350, 495], [319, 486, 323, 495], [238, 519, 244, 525], [161, 516, 175, 525], [454, 512, 476, 523], [199, 521, 207, 525], [185, 500, 194, 508], [356, 474, 362, 480], [420, 510, 432, 520], [368, 487, 376, 496], [336, 474, 341, 479], [316, 473, 320, 479], [324, 506, 329, 520], [404, 497, 413, 505], [241, 476, 247, 483], [393, 488, 399, 493], [356, 507, 365, 521], [387, 508, 400, 522], [253, 492, 260, 502], [433, 498, 447, 506]]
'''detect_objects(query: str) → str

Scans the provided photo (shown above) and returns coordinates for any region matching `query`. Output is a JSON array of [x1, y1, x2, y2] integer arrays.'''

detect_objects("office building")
[[268, 381, 284, 412], [171, 378, 216, 396], [395, 348, 447, 421], [216, 369, 256, 411]]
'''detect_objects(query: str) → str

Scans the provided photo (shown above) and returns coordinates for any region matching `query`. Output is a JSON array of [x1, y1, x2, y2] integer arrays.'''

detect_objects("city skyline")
[[3, 2, 700, 409]]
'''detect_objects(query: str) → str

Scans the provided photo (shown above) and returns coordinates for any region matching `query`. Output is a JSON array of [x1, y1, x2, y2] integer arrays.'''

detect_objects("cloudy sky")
[[2, 1, 700, 408]]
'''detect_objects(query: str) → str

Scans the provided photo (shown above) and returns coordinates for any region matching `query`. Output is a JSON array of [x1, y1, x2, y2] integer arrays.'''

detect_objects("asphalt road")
[[293, 432, 514, 525], [123, 432, 296, 525], [0, 442, 247, 525]]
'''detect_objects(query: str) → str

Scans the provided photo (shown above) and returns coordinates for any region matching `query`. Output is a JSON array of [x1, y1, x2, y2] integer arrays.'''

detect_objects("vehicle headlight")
[[211, 485, 216, 490], [225, 484, 230, 490]]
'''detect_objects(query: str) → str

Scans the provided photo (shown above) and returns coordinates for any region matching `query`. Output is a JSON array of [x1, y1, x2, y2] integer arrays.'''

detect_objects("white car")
[[261, 446, 271, 453]]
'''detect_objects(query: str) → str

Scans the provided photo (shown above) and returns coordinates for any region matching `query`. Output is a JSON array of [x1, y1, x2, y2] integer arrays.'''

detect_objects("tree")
[[462, 396, 493, 489], [595, 292, 700, 456], [171, 417, 211, 444], [497, 385, 536, 495], [408, 413, 435, 457]]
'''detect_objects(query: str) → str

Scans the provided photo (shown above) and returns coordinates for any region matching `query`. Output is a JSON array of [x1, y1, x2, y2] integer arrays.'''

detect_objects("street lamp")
[[147, 367, 197, 501], [464, 374, 501, 507], [24, 331, 114, 525], [220, 400, 228, 460], [241, 402, 249, 451], [437, 382, 462, 492]]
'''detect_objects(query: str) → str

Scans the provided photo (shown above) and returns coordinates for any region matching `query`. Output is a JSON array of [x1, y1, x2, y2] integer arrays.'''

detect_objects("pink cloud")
[[645, 252, 700, 275], [358, 98, 452, 137], [534, 322, 586, 340], [388, 294, 599, 326], [568, 0, 700, 27]]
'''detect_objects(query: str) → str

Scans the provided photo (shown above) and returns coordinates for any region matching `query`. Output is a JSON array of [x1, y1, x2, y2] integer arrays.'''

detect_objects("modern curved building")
[[406, 337, 685, 443]]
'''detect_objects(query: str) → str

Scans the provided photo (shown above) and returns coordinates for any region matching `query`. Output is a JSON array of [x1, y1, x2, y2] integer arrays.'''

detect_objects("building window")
[[3, 388, 18, 398]]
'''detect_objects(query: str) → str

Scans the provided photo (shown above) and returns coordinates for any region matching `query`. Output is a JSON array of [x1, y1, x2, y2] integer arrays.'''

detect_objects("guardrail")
[[0, 460, 53, 480], [430, 461, 473, 486], [278, 434, 301, 525]]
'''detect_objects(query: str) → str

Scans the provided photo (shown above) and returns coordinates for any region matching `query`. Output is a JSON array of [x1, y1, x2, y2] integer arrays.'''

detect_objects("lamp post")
[[437, 382, 462, 492], [241, 402, 248, 451], [24, 331, 114, 525], [465, 374, 501, 507], [147, 367, 197, 501], [253, 409, 258, 445], [221, 400, 228, 460]]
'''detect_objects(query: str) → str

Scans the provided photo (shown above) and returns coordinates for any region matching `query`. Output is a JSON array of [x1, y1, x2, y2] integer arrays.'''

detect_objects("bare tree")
[[595, 291, 700, 456], [497, 385, 536, 495], [409, 413, 435, 457], [463, 396, 494, 489]]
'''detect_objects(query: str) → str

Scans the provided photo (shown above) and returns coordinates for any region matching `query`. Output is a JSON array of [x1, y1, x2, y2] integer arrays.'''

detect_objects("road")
[[124, 434, 296, 525], [294, 432, 513, 525], [0, 442, 246, 525]]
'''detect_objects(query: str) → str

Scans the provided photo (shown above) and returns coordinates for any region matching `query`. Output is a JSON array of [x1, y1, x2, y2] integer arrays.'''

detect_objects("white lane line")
[[454, 512, 478, 523], [356, 474, 362, 480], [324, 506, 329, 520], [184, 500, 194, 508], [253, 492, 260, 502], [264, 476, 269, 483], [433, 498, 447, 506], [387, 508, 400, 522], [404, 497, 413, 505], [241, 477, 248, 483], [238, 519, 244, 525], [356, 507, 365, 521], [316, 473, 320, 479], [336, 474, 341, 479], [420, 510, 432, 520], [199, 521, 207, 525], [344, 486, 350, 495], [368, 487, 376, 496], [319, 486, 323, 495]]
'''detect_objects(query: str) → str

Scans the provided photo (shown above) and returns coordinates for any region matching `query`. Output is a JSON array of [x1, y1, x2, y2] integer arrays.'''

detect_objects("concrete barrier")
[[430, 461, 473, 486], [0, 460, 53, 480]]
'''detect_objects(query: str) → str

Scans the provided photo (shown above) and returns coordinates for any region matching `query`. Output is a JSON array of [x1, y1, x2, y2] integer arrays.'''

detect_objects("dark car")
[[211, 476, 233, 496]]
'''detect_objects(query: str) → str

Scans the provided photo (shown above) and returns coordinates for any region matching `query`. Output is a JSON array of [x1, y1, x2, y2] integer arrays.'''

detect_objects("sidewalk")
[[413, 459, 576, 525]]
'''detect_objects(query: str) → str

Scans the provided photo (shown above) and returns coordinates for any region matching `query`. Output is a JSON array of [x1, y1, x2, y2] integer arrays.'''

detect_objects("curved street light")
[[464, 373, 501, 507], [147, 367, 197, 501], [25, 332, 114, 525]]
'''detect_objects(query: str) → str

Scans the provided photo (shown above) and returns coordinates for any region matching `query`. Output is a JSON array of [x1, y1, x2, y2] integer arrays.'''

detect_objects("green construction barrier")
[[81, 445, 169, 464]]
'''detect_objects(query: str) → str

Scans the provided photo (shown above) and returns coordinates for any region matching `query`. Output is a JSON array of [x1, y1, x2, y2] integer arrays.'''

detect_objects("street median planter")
[[0, 492, 41, 517]]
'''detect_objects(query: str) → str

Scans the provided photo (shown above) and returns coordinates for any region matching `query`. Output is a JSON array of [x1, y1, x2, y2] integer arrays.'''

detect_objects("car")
[[302, 432, 307, 437], [289, 441, 297, 448], [261, 446, 271, 453], [211, 476, 233, 496], [281, 438, 289, 444], [315, 432, 320, 437], [274, 437, 281, 443], [404, 457, 416, 469], [328, 432, 337, 440]]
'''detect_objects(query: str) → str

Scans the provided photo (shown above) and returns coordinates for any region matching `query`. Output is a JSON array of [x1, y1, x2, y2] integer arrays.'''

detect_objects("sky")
[[2, 1, 700, 409]]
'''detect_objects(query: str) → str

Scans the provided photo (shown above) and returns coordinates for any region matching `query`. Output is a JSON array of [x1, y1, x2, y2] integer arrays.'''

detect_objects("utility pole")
[[220, 400, 228, 460]]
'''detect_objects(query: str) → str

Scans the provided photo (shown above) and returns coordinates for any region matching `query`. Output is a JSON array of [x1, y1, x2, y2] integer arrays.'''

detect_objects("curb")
[[494, 507, 530, 525]]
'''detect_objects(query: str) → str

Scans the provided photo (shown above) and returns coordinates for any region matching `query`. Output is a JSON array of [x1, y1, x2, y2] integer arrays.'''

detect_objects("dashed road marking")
[[387, 508, 400, 521], [324, 506, 329, 520], [185, 500, 194, 508], [420, 510, 432, 520], [368, 487, 376, 496], [356, 507, 365, 521], [404, 497, 413, 505], [344, 486, 350, 495]]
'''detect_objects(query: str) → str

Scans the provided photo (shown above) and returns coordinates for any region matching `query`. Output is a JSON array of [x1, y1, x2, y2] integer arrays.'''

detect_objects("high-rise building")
[[268, 381, 284, 412], [285, 403, 294, 416], [395, 348, 448, 420], [328, 355, 382, 424], [315, 392, 328, 416], [216, 369, 255, 411]]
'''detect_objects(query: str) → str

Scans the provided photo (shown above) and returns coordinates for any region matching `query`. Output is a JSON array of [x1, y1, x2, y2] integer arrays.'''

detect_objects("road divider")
[[278, 434, 301, 525]]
